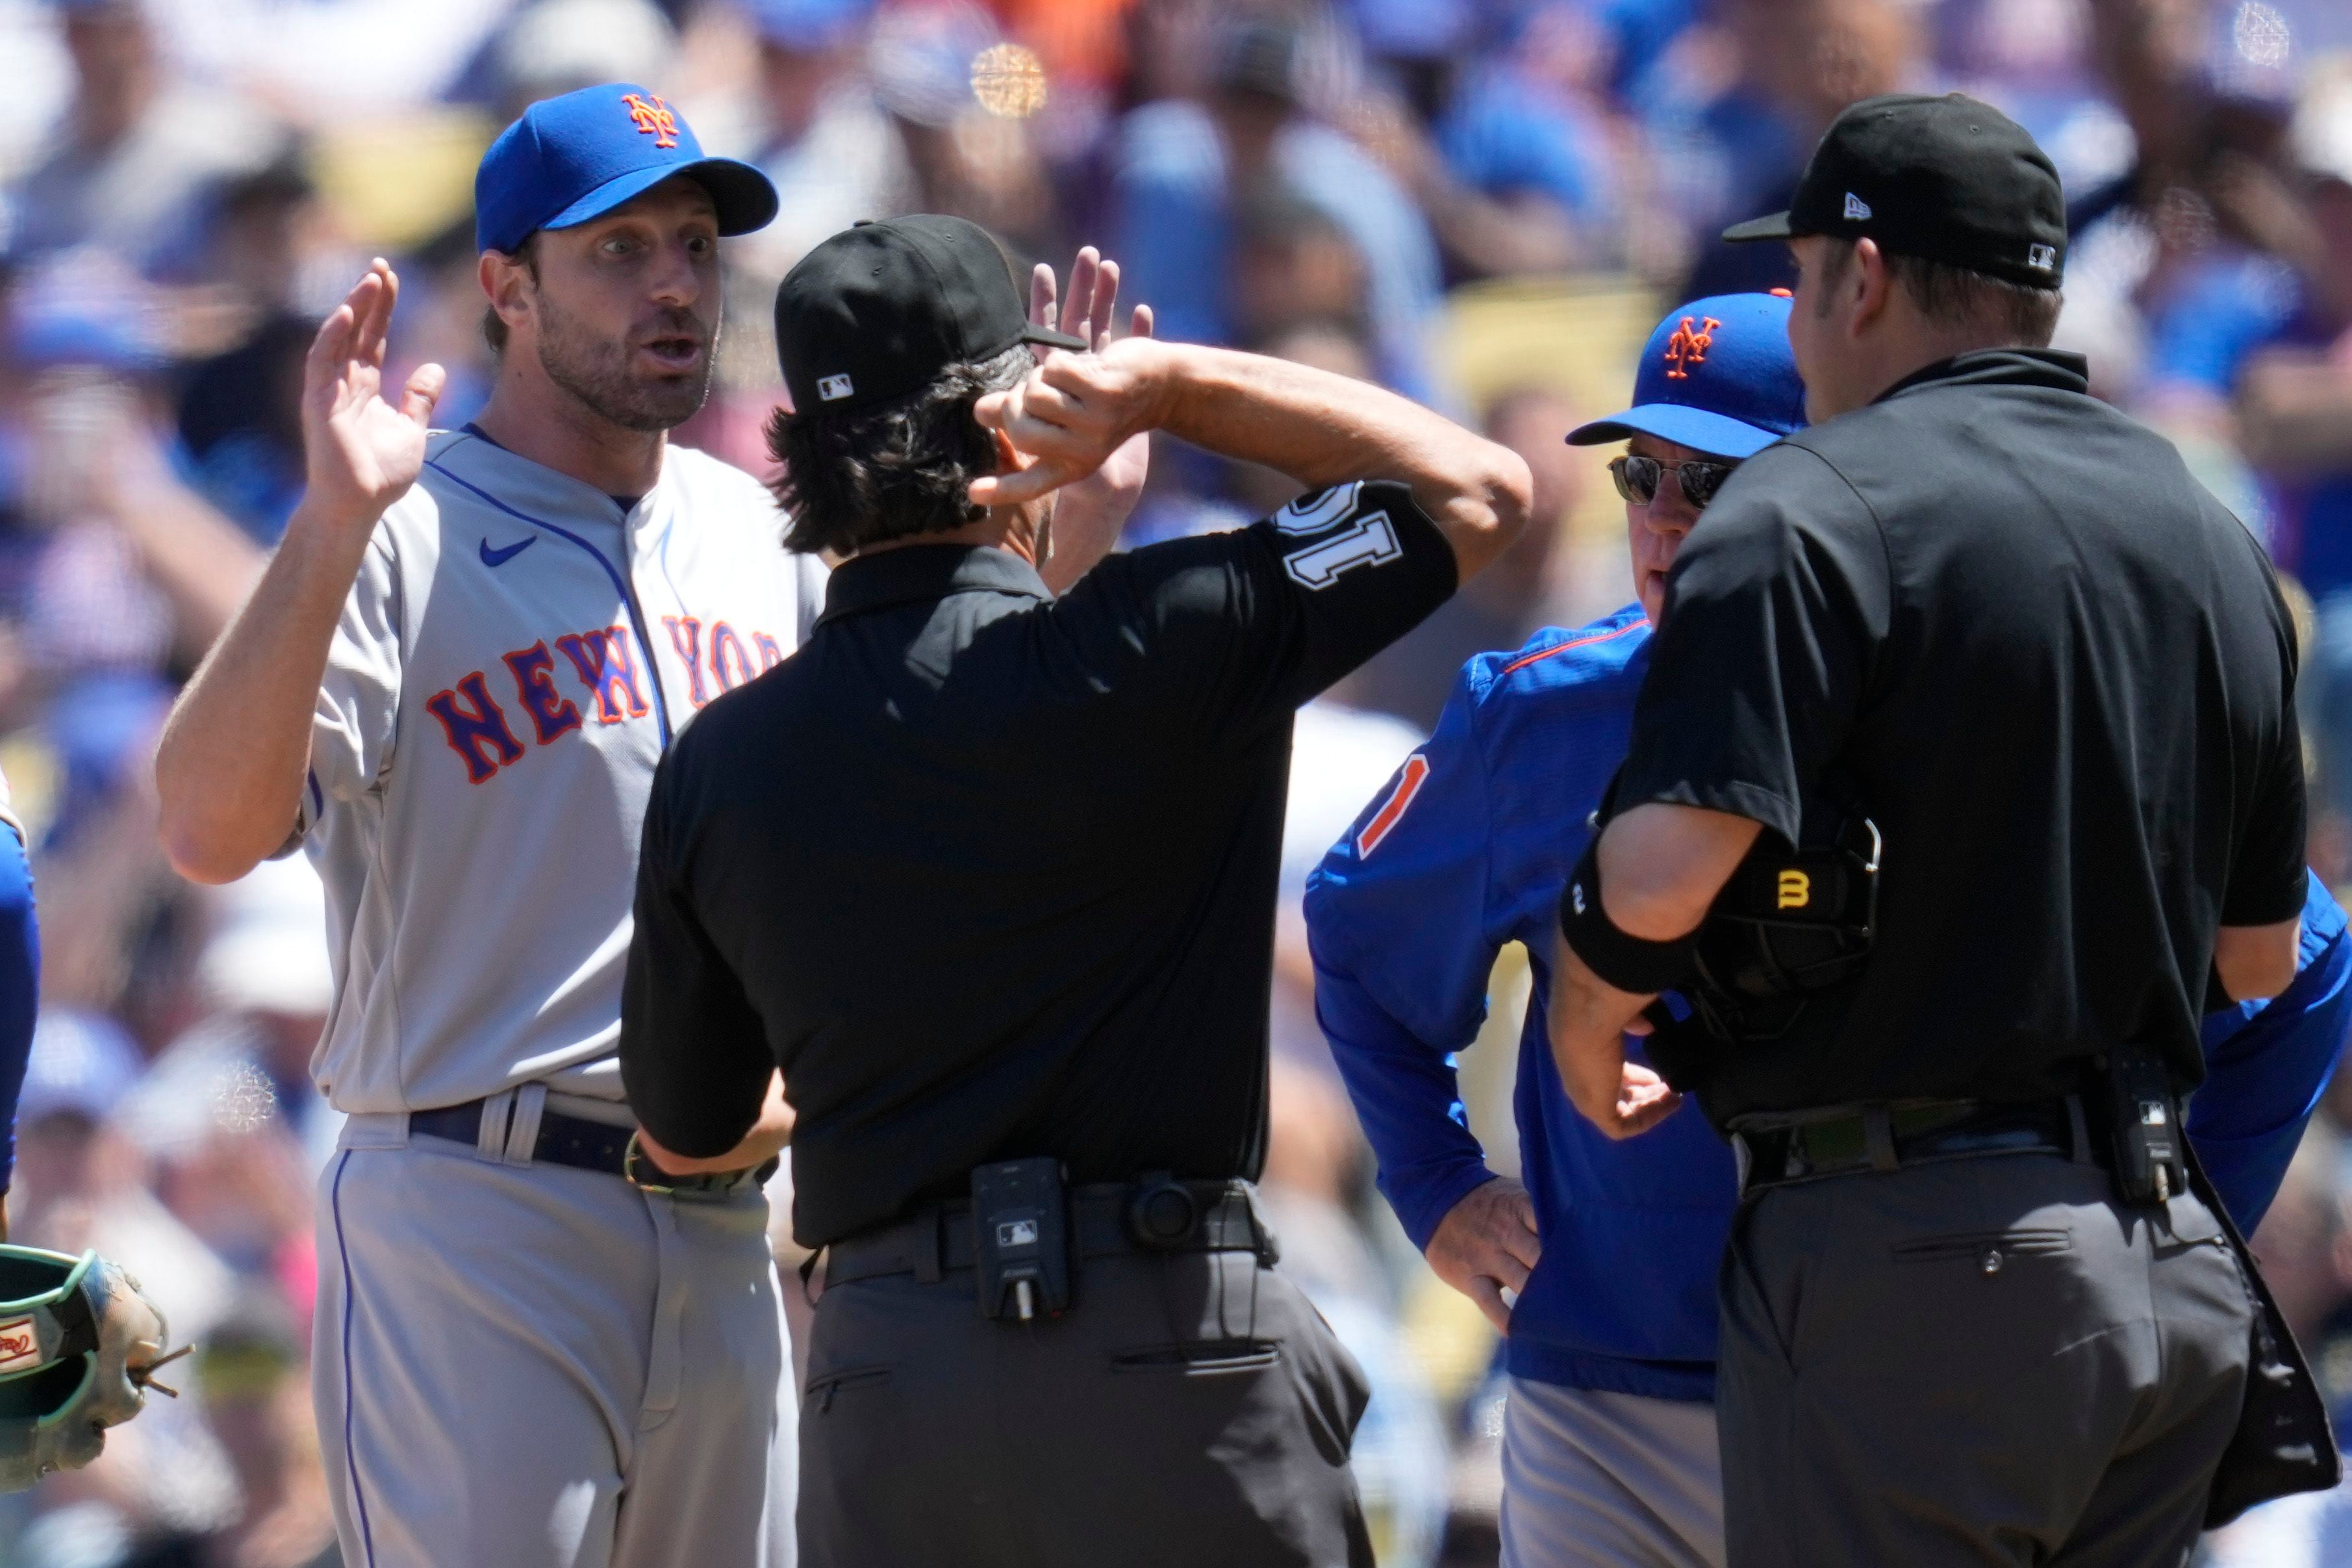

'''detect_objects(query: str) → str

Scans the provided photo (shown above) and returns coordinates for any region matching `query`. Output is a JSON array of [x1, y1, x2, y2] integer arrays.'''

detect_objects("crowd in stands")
[[4, 0, 2352, 1562]]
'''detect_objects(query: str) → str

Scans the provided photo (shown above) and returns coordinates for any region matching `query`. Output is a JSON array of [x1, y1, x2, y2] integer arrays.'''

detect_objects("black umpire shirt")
[[1616, 349, 2306, 1124], [620, 481, 1456, 1246]]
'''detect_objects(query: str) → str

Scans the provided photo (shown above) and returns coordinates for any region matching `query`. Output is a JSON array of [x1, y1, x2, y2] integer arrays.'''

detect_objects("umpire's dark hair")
[[1817, 238, 2063, 348], [765, 344, 1035, 557]]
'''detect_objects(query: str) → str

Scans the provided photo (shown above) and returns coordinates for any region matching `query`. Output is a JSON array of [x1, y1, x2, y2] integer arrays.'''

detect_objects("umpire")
[[616, 214, 1529, 1567], [1544, 95, 2334, 1565]]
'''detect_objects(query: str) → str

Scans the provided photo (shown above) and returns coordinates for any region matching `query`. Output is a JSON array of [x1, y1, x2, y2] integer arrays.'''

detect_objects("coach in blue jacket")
[[1304, 292, 2352, 1568]]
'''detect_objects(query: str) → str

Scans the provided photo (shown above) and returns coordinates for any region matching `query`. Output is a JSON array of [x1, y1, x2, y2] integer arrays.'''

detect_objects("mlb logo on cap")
[[818, 374, 855, 402]]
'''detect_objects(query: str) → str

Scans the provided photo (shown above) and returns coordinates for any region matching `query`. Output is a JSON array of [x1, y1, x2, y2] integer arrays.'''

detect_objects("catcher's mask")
[[0, 1249, 110, 1424]]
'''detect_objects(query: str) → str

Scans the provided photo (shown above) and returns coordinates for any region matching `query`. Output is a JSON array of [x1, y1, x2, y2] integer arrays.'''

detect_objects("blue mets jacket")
[[1305, 605, 2352, 1404]]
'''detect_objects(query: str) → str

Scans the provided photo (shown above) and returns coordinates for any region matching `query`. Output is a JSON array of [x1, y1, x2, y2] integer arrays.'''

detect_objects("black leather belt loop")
[[1731, 1097, 2083, 1196], [826, 1180, 1272, 1288], [409, 1097, 767, 1196]]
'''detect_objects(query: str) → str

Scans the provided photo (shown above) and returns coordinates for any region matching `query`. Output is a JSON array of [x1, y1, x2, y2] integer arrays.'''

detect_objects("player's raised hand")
[[1023, 247, 1155, 588], [300, 260, 447, 529]]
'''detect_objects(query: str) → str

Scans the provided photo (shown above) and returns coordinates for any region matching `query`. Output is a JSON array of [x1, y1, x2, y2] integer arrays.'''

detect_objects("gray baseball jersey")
[[300, 426, 825, 1114], [299, 428, 818, 1568]]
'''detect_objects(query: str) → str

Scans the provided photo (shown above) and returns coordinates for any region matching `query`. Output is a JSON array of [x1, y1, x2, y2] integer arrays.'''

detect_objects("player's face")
[[1623, 433, 1722, 624], [527, 179, 724, 433]]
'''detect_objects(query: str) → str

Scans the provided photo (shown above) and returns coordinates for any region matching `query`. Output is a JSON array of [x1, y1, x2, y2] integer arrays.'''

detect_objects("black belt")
[[1731, 1097, 2083, 1195], [826, 1180, 1272, 1287], [411, 1098, 633, 1174], [409, 1097, 766, 1196]]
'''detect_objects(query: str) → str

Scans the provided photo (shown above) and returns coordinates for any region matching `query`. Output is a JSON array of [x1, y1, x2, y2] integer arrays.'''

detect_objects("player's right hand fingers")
[[1087, 257, 1120, 349], [1063, 247, 1100, 342], [351, 260, 394, 368], [399, 362, 448, 426], [1030, 262, 1057, 335], [305, 300, 358, 384], [1461, 1276, 1513, 1334]]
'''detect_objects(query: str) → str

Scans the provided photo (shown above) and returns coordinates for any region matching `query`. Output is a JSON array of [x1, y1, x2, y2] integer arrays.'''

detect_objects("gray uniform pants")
[[1718, 1153, 2253, 1567], [1499, 1379, 1725, 1568], [798, 1247, 1373, 1567], [314, 1128, 795, 1568]]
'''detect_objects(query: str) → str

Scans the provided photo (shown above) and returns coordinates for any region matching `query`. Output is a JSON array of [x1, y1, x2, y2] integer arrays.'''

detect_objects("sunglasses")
[[1608, 453, 1739, 509]]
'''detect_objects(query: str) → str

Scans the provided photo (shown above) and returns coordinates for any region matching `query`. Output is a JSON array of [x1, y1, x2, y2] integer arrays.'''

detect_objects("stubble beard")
[[535, 292, 716, 434]]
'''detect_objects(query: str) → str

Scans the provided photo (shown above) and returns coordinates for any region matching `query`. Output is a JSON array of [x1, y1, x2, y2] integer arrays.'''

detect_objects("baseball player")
[[151, 84, 1143, 1565], [0, 770, 183, 1490], [1304, 292, 2352, 1568], [0, 772, 36, 1247], [152, 84, 810, 1567]]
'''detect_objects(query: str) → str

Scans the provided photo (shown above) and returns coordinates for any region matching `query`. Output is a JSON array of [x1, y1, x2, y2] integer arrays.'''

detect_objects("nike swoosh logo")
[[479, 536, 537, 568]]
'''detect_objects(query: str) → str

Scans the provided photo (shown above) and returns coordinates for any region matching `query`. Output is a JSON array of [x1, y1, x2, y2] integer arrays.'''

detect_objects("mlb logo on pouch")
[[818, 373, 855, 402], [0, 1315, 39, 1374], [2027, 243, 2057, 272], [998, 1219, 1039, 1248], [1843, 192, 1872, 220]]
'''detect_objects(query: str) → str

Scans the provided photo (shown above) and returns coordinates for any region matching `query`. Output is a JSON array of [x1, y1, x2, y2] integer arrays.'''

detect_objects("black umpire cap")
[[774, 216, 1086, 416], [1723, 92, 2067, 288]]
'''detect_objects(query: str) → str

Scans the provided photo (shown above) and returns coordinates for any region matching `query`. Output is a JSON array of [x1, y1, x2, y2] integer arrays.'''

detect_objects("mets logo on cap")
[[621, 93, 679, 149], [1663, 315, 1721, 381]]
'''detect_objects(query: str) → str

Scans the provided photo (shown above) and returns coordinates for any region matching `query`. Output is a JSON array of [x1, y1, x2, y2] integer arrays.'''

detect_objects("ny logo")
[[621, 93, 679, 149], [1663, 316, 1721, 381]]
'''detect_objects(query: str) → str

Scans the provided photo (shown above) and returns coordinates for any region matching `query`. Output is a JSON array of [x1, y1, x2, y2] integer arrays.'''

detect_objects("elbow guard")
[[1558, 839, 1700, 995]]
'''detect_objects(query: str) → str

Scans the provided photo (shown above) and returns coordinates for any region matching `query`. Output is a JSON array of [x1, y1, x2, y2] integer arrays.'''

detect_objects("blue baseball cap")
[[1566, 292, 1805, 460], [474, 82, 779, 257]]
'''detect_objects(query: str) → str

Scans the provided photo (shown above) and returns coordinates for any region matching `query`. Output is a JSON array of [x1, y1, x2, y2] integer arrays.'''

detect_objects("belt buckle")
[[622, 1133, 762, 1199], [622, 1132, 684, 1196]]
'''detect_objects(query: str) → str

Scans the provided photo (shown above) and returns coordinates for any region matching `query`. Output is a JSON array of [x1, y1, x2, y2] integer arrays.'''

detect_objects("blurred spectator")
[[4, 0, 279, 276], [1654, 0, 1923, 297], [486, 0, 678, 118], [1347, 4, 1622, 282], [158, 0, 518, 126], [2232, 64, 2352, 852], [722, 0, 917, 282], [1333, 386, 1585, 728], [1111, 16, 1444, 400], [1260, 1052, 1450, 1568], [118, 1291, 339, 1568]]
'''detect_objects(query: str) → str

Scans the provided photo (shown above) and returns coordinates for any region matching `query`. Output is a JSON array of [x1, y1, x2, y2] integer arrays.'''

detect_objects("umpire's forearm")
[[1146, 343, 1531, 579], [155, 501, 375, 883]]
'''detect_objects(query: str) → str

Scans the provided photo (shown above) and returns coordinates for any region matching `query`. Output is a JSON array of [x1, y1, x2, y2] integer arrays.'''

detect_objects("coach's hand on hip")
[[635, 1069, 795, 1178], [1426, 1176, 1541, 1331]]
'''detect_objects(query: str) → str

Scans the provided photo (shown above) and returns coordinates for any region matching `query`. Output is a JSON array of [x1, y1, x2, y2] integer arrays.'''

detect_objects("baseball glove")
[[0, 1246, 181, 1491]]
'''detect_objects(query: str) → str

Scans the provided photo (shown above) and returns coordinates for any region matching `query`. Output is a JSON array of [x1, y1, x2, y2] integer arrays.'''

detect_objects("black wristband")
[[1558, 838, 1699, 994]]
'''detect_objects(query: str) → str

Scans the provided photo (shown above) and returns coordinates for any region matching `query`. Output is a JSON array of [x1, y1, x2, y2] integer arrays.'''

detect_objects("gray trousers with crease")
[[1719, 1152, 2252, 1567]]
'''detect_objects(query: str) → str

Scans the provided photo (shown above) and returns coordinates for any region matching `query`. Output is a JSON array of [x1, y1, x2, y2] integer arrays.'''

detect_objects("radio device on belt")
[[2101, 1046, 2185, 1206], [970, 1157, 1072, 1322]]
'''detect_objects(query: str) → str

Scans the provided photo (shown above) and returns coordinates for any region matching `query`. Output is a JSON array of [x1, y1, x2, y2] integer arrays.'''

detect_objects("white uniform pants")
[[1500, 1378, 1725, 1568], [312, 1116, 795, 1568]]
